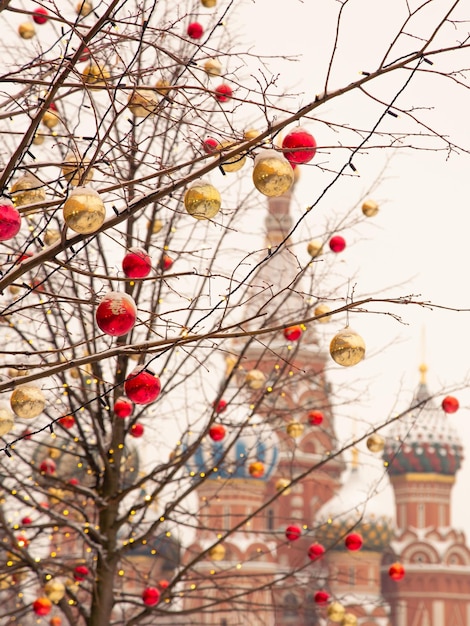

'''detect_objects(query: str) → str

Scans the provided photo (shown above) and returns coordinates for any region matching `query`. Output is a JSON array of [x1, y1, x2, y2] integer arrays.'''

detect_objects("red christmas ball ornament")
[[214, 83, 233, 103], [17, 534, 29, 548], [33, 7, 49, 24], [68, 478, 80, 486], [282, 127, 317, 164], [213, 398, 227, 414], [33, 597, 52, 616], [203, 137, 219, 153], [59, 414, 75, 429], [308, 410, 324, 426], [158, 579, 169, 590], [329, 235, 346, 253], [50, 617, 62, 626], [314, 590, 330, 605], [285, 525, 302, 541], [283, 325, 302, 341], [308, 542, 325, 561], [40, 458, 56, 475], [187, 22, 204, 39], [21, 516, 33, 525], [122, 248, 152, 279], [388, 562, 405, 581], [209, 423, 226, 441], [95, 291, 137, 337], [79, 46, 90, 62], [73, 564, 89, 581], [130, 422, 144, 438], [142, 586, 160, 606], [113, 396, 133, 419], [124, 366, 161, 405], [345, 532, 363, 551], [442, 395, 459, 414], [248, 461, 265, 478], [162, 254, 173, 271], [0, 200, 21, 241]]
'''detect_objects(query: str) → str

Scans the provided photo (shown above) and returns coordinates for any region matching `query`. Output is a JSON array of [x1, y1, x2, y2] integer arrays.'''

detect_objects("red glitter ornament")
[[0, 200, 21, 241], [158, 579, 169, 590], [124, 366, 161, 405], [33, 597, 52, 616], [329, 235, 346, 253], [285, 525, 302, 541], [187, 22, 203, 39], [33, 7, 48, 24], [282, 127, 317, 164], [79, 47, 90, 62], [21, 516, 33, 525], [50, 617, 62, 626], [203, 137, 219, 153], [73, 565, 89, 581], [68, 478, 80, 486], [130, 422, 144, 438], [40, 458, 56, 475], [113, 396, 133, 419], [442, 395, 459, 414], [314, 590, 330, 605], [142, 586, 160, 606], [122, 248, 152, 279], [213, 398, 227, 414], [307, 542, 325, 561], [95, 292, 137, 337], [162, 254, 173, 271], [59, 414, 75, 429], [345, 532, 363, 551], [209, 424, 226, 441], [283, 325, 302, 341], [308, 410, 324, 426], [388, 562, 405, 581], [214, 83, 233, 103]]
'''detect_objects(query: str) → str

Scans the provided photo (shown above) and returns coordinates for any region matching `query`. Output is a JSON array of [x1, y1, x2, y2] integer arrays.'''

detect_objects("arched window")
[[283, 593, 299, 619]]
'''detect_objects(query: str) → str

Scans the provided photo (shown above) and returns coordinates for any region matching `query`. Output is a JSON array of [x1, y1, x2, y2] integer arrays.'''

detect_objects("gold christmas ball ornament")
[[209, 544, 225, 560], [155, 79, 171, 96], [244, 128, 260, 141], [342, 613, 358, 626], [152, 219, 163, 234], [201, 0, 217, 6], [18, 22, 36, 39], [0, 408, 15, 437], [42, 110, 60, 129], [63, 187, 105, 234], [362, 198, 379, 217], [366, 433, 385, 453], [275, 478, 292, 495], [307, 239, 323, 258], [329, 327, 366, 367], [44, 579, 66, 603], [245, 369, 266, 390], [128, 88, 159, 117], [10, 385, 45, 419], [286, 421, 304, 438], [204, 58, 222, 77], [76, 0, 93, 16], [62, 152, 94, 186], [314, 304, 331, 323], [82, 63, 111, 88], [44, 229, 61, 246], [219, 141, 246, 174], [10, 173, 45, 207], [184, 181, 221, 220], [33, 133, 45, 145], [327, 602, 346, 623], [252, 149, 294, 197]]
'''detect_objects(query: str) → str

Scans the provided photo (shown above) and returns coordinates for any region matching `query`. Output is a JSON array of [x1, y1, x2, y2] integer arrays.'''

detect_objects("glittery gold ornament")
[[0, 408, 14, 436], [44, 579, 66, 603], [63, 187, 105, 234], [10, 385, 45, 419], [48, 487, 65, 505], [307, 239, 323, 257], [128, 88, 159, 117], [314, 304, 331, 323], [62, 152, 94, 186], [327, 602, 345, 623], [184, 181, 221, 220], [342, 613, 358, 626], [33, 133, 45, 146], [76, 0, 93, 16], [18, 22, 35, 39], [209, 544, 225, 560], [7, 367, 29, 377], [245, 369, 266, 390], [275, 478, 291, 495], [366, 433, 385, 453], [330, 328, 365, 367], [82, 63, 110, 88], [219, 142, 246, 173], [362, 199, 379, 217], [201, 0, 217, 6], [44, 229, 61, 246], [11, 173, 45, 207], [42, 110, 60, 129], [204, 58, 222, 76], [244, 128, 260, 141], [286, 421, 304, 438], [152, 219, 163, 235], [252, 149, 294, 197], [155, 79, 171, 96]]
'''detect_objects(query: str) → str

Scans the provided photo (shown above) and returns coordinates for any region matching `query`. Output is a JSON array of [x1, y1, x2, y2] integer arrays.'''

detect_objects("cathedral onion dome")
[[383, 369, 463, 476], [185, 414, 279, 481], [315, 457, 394, 552]]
